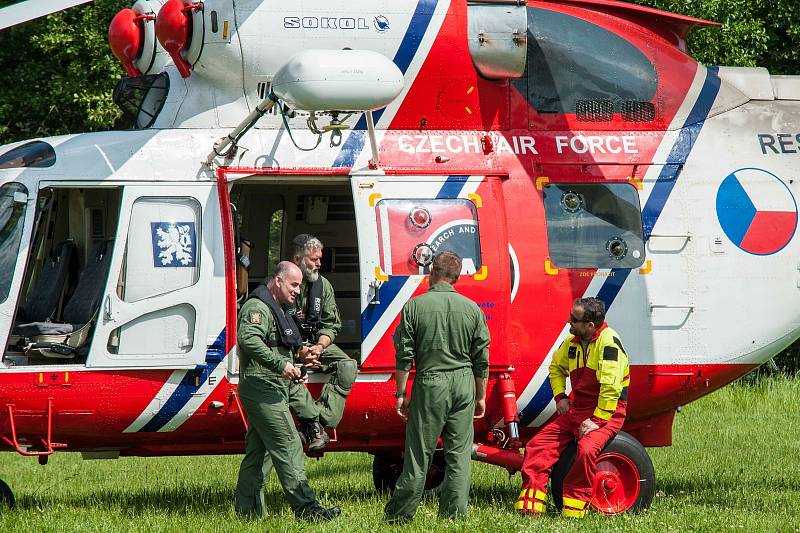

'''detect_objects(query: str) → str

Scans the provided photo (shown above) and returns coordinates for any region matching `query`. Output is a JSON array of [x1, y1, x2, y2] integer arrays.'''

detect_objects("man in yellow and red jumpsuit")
[[516, 297, 629, 518]]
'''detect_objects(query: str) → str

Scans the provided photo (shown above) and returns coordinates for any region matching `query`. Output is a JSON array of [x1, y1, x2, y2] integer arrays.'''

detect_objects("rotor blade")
[[0, 0, 93, 31]]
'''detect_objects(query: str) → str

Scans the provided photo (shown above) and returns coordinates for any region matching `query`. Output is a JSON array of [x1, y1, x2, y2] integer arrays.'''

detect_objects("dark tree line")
[[1, 0, 798, 370], [3, 0, 799, 143]]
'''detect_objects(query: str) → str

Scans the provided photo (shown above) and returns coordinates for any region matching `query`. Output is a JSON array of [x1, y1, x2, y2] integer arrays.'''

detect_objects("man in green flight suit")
[[286, 234, 358, 452], [384, 251, 491, 524], [235, 261, 341, 522]]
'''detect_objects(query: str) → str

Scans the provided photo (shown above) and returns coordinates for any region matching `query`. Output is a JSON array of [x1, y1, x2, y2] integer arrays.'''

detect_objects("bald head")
[[269, 261, 303, 305]]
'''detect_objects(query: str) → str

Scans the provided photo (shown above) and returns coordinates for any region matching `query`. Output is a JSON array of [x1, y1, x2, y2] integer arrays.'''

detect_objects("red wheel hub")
[[590, 452, 640, 515]]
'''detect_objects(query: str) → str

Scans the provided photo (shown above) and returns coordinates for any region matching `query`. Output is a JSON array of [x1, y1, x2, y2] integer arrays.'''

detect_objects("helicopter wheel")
[[550, 431, 655, 514], [0, 479, 15, 510], [372, 451, 447, 495]]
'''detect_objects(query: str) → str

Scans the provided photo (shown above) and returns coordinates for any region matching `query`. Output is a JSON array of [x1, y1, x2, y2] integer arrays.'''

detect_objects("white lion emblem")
[[156, 224, 194, 266]]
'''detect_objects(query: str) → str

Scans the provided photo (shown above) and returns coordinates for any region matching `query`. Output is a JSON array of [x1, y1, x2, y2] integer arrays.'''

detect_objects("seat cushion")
[[14, 321, 75, 337]]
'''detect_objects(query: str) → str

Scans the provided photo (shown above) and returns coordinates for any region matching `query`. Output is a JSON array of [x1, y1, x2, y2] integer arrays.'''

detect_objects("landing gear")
[[0, 479, 14, 510], [372, 453, 403, 493], [372, 451, 446, 494], [551, 431, 655, 514]]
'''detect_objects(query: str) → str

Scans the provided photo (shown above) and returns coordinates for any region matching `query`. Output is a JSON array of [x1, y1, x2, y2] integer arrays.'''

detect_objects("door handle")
[[103, 295, 113, 321], [369, 279, 383, 306]]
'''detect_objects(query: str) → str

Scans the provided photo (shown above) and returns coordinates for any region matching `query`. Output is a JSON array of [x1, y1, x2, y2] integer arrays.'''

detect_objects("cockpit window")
[[0, 183, 28, 302], [0, 141, 56, 169], [524, 7, 658, 117], [112, 73, 170, 129], [543, 183, 645, 269]]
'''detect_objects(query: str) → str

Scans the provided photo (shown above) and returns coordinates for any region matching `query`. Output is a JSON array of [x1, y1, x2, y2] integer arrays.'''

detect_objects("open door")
[[0, 182, 33, 354], [352, 174, 510, 370], [86, 184, 218, 368]]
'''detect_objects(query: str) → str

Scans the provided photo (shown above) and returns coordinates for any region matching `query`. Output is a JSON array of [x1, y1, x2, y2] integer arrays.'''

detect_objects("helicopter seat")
[[14, 239, 77, 325], [15, 240, 114, 358]]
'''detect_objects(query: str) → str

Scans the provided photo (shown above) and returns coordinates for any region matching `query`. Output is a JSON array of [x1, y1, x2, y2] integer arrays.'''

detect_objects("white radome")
[[272, 49, 404, 112]]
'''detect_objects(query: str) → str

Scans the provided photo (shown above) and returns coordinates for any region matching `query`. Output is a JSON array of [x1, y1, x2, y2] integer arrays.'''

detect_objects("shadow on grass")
[[306, 459, 373, 479], [16, 486, 270, 516], [12, 479, 519, 516], [657, 473, 800, 499], [14, 482, 382, 515], [20, 466, 794, 517]]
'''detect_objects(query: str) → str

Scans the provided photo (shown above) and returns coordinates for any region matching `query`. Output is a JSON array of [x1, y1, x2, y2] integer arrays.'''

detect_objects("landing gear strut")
[[372, 451, 446, 495]]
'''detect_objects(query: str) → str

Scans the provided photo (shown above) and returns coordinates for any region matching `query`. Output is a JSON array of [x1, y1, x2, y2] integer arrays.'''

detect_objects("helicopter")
[[0, 0, 798, 515]]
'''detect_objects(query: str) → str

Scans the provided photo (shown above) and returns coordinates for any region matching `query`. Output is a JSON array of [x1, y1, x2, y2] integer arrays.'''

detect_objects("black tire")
[[371, 451, 447, 495], [0, 479, 15, 510], [551, 431, 655, 514], [372, 453, 403, 494]]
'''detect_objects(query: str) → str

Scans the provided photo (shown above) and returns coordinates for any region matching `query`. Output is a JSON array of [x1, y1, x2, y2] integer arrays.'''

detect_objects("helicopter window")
[[112, 73, 170, 130], [0, 183, 28, 302], [525, 8, 658, 115], [374, 199, 481, 276], [119, 197, 202, 302], [266, 208, 284, 278], [543, 183, 645, 269], [0, 141, 56, 169]]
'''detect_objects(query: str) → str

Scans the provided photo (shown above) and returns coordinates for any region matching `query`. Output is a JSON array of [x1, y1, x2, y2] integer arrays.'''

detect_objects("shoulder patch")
[[603, 346, 618, 361], [568, 346, 577, 359], [613, 336, 627, 355], [248, 311, 262, 324]]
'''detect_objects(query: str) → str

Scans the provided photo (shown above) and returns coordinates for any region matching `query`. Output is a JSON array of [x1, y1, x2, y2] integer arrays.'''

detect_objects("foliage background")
[[0, 0, 799, 371], [2, 0, 800, 144], [0, 0, 127, 144]]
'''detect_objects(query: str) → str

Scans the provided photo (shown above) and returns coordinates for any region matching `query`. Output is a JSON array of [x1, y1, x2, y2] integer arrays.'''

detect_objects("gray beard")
[[301, 262, 320, 282]]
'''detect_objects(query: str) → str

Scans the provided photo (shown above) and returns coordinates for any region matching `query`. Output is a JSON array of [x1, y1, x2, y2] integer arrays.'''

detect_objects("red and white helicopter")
[[1, 0, 798, 515]]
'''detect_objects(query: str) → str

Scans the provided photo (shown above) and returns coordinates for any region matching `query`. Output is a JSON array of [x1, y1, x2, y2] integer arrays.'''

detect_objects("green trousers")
[[288, 343, 358, 428], [235, 388, 317, 518], [385, 368, 475, 521]]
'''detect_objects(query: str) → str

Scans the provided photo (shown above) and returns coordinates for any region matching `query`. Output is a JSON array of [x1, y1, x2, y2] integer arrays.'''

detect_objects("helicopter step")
[[1, 399, 68, 463]]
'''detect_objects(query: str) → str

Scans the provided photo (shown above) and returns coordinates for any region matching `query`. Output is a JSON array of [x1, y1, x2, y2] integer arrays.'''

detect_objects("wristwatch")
[[394, 391, 406, 398]]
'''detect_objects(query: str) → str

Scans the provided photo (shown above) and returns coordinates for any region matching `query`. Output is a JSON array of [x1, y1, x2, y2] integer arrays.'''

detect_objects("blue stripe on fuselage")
[[360, 175, 469, 341], [520, 67, 722, 426], [598, 66, 721, 307], [138, 330, 226, 432], [333, 0, 439, 168]]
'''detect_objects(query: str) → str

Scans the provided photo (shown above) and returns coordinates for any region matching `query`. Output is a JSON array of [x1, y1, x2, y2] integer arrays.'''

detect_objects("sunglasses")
[[569, 314, 590, 324]]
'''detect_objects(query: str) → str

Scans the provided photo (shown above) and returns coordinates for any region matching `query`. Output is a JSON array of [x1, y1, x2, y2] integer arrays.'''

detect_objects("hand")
[[299, 346, 321, 369], [309, 343, 324, 357], [578, 418, 599, 439], [396, 396, 410, 421], [282, 361, 302, 381], [556, 398, 571, 415], [474, 398, 486, 419]]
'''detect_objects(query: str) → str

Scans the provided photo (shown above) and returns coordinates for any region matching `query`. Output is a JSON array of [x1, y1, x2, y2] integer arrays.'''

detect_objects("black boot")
[[297, 502, 341, 522], [300, 418, 329, 453]]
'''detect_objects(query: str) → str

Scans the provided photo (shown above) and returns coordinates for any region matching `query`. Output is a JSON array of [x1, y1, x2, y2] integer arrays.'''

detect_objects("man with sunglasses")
[[515, 297, 629, 519]]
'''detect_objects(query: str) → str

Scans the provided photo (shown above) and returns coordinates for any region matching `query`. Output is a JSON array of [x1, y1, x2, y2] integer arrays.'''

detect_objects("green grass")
[[1, 375, 800, 532]]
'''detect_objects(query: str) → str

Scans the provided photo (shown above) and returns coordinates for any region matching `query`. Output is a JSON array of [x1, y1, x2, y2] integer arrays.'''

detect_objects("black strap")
[[248, 285, 303, 348], [304, 278, 324, 325]]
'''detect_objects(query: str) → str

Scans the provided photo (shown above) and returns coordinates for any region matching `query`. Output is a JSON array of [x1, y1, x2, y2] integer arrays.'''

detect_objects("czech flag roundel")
[[716, 168, 798, 255]]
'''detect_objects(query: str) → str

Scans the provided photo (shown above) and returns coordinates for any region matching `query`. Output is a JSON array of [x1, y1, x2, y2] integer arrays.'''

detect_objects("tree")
[[636, 0, 800, 73], [3, 0, 800, 143], [0, 0, 126, 145]]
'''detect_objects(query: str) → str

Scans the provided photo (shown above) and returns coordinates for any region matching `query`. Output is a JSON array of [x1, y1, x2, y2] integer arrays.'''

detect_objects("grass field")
[[1, 374, 799, 532]]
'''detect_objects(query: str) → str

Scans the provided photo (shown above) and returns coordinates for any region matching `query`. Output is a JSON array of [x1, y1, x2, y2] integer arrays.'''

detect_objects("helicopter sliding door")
[[86, 185, 219, 368], [0, 183, 33, 354], [351, 174, 510, 370]]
